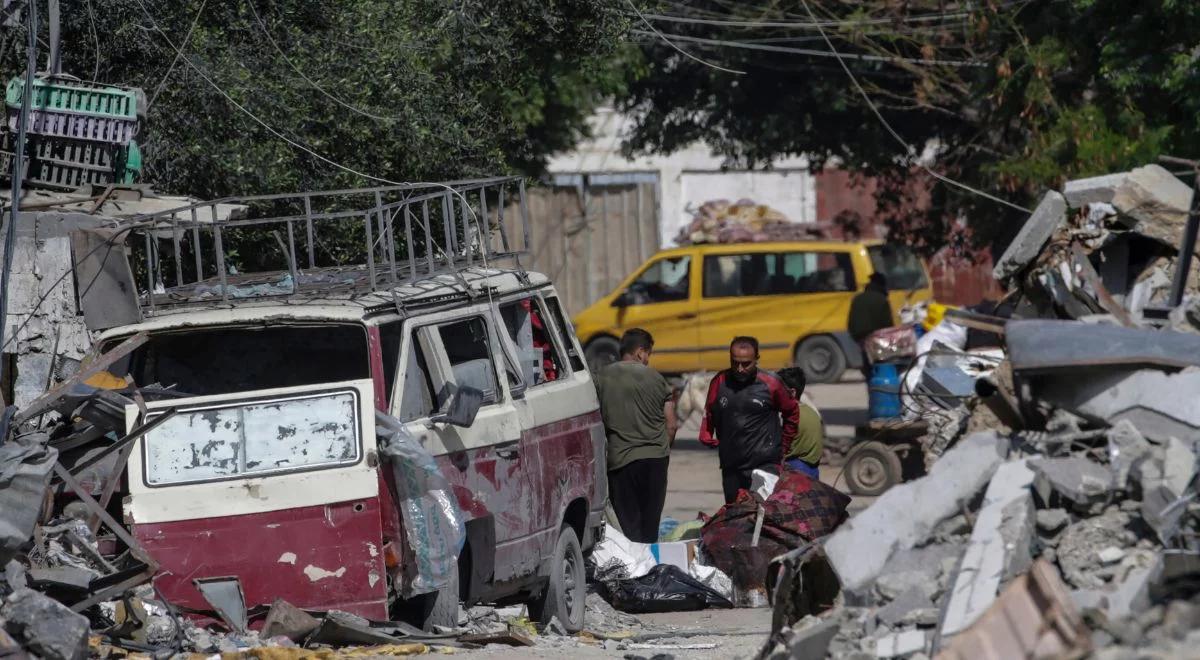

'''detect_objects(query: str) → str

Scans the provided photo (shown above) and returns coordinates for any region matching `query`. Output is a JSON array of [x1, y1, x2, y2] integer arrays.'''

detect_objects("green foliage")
[[2, 0, 636, 199], [618, 0, 1200, 251]]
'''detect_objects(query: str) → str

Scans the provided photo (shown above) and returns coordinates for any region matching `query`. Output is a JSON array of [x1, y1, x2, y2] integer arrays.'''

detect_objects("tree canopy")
[[3, 0, 636, 198], [618, 1, 1200, 252]]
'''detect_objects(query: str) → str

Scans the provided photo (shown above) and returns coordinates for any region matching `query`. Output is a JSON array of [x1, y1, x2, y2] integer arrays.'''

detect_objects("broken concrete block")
[[1070, 589, 1110, 614], [940, 459, 1037, 638], [824, 432, 1008, 595], [1107, 421, 1151, 490], [2, 588, 89, 660], [1036, 509, 1070, 535], [1057, 509, 1133, 590], [876, 588, 935, 628], [261, 599, 320, 642], [872, 629, 927, 658], [1107, 557, 1159, 622], [994, 191, 1068, 280], [1098, 547, 1127, 565], [876, 570, 939, 604], [783, 618, 839, 658], [1064, 172, 1129, 208], [1030, 457, 1113, 514], [1162, 437, 1197, 496], [27, 567, 93, 592], [1110, 164, 1193, 246]]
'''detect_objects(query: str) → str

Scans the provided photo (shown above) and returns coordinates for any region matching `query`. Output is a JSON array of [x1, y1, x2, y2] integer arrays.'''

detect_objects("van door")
[[125, 379, 389, 619], [390, 308, 537, 585], [497, 295, 605, 564], [696, 251, 858, 371], [610, 254, 699, 373]]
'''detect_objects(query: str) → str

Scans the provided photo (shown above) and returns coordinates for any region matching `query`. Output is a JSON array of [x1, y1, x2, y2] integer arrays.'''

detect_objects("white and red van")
[[97, 267, 606, 631]]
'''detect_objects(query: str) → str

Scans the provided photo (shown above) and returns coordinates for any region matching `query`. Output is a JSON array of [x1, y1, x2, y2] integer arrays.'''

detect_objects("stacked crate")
[[1, 76, 144, 190]]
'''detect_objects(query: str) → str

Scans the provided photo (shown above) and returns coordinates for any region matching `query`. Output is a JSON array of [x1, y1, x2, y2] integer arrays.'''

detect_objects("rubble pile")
[[761, 162, 1200, 659], [676, 199, 826, 245]]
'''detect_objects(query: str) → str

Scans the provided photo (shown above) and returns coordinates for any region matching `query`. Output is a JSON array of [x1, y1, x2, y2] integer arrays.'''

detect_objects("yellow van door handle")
[[678, 313, 697, 320]]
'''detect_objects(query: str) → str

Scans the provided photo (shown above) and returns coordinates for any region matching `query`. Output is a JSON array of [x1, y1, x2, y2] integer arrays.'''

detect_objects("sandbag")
[[608, 564, 734, 614]]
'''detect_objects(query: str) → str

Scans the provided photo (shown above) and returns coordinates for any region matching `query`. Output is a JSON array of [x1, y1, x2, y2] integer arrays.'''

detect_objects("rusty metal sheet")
[[70, 227, 142, 332]]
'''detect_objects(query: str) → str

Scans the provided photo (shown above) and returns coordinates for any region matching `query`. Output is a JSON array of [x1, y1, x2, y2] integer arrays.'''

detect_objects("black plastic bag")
[[608, 564, 734, 614]]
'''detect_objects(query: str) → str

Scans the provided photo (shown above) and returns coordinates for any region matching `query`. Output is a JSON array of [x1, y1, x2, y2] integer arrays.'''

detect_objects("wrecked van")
[[83, 178, 605, 632]]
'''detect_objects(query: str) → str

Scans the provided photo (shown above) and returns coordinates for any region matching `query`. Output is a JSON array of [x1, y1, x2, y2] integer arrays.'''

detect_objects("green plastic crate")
[[0, 133, 141, 190], [6, 76, 140, 120]]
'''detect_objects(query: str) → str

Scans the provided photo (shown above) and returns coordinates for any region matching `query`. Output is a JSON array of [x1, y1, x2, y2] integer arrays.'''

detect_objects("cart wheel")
[[844, 441, 903, 496]]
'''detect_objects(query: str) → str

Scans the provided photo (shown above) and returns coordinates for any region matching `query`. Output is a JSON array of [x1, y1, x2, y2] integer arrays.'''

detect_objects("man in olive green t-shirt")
[[594, 328, 677, 543]]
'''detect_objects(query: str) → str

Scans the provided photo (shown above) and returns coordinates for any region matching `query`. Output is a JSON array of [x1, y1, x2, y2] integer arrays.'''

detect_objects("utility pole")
[[0, 0, 40, 361]]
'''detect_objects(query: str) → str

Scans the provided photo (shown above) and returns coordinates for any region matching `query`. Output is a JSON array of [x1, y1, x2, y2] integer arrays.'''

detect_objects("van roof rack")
[[114, 176, 532, 315]]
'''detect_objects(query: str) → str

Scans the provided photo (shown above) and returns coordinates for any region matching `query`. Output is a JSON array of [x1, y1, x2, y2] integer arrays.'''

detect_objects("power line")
[[148, 0, 208, 109], [625, 0, 744, 75], [637, 9, 973, 29], [632, 29, 985, 68], [795, 0, 1031, 214], [246, 0, 405, 123]]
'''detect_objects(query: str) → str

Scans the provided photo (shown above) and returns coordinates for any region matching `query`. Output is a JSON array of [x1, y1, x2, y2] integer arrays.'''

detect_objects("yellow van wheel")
[[795, 336, 847, 384]]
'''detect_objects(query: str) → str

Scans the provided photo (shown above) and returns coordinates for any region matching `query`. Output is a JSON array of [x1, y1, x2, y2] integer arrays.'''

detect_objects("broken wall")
[[2, 212, 111, 407]]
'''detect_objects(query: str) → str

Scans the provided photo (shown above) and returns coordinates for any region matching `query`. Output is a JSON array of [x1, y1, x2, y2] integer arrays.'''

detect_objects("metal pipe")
[[404, 206, 416, 282], [0, 1, 38, 357], [304, 195, 316, 269], [213, 224, 228, 304], [1169, 169, 1200, 307]]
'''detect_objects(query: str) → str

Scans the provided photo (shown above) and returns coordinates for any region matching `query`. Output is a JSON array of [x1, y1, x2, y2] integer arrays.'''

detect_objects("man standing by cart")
[[702, 336, 800, 503]]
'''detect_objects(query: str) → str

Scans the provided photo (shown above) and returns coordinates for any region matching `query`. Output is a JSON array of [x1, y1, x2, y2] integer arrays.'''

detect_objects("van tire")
[[533, 525, 586, 633], [420, 563, 461, 632], [584, 336, 620, 373], [795, 335, 846, 384]]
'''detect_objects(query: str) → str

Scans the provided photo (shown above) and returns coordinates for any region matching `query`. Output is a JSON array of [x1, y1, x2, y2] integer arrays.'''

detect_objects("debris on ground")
[[675, 198, 827, 245], [759, 162, 1200, 659]]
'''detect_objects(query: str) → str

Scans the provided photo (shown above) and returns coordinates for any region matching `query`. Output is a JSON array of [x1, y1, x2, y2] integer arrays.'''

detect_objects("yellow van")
[[572, 240, 933, 382]]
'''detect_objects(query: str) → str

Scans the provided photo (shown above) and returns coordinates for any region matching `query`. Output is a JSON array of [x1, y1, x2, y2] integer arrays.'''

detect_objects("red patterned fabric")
[[699, 468, 850, 575]]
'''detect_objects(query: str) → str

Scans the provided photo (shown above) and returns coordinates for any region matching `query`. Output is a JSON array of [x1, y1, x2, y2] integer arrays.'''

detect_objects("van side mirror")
[[431, 383, 484, 428]]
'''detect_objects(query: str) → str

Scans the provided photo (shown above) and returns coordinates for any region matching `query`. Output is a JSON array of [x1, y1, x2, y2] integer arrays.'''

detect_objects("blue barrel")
[[868, 362, 903, 420]]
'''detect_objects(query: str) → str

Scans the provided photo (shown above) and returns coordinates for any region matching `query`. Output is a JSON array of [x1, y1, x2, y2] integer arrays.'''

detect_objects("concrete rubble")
[[760, 162, 1200, 659]]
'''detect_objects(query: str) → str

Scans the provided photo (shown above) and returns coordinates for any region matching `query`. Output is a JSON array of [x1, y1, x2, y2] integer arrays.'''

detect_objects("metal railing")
[[122, 176, 531, 314]]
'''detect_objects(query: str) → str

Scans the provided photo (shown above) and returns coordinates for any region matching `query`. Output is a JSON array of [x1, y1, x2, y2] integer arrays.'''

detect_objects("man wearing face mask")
[[594, 328, 678, 543], [701, 336, 800, 503]]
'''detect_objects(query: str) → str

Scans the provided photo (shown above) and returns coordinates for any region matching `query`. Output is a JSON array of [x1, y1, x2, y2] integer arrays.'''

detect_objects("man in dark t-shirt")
[[594, 328, 677, 543]]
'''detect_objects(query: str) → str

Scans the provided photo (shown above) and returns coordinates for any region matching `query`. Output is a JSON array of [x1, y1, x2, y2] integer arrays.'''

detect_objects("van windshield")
[[112, 324, 371, 397], [868, 245, 928, 290]]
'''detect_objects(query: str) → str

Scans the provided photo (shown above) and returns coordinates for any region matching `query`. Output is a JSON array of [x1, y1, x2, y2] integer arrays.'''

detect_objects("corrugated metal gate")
[[516, 173, 660, 315]]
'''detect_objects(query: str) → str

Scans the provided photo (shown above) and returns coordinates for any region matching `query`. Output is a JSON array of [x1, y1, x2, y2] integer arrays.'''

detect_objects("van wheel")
[[844, 441, 903, 496], [420, 563, 460, 632], [533, 526, 586, 633], [795, 336, 846, 384], [585, 336, 620, 373]]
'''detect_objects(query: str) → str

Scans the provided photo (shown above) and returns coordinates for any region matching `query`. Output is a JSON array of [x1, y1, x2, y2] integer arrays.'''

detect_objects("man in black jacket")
[[701, 336, 800, 503]]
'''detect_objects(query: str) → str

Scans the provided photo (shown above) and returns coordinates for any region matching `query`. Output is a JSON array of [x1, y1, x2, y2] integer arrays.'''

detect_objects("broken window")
[[544, 296, 585, 372], [499, 299, 564, 385], [118, 325, 371, 396], [398, 333, 435, 422], [142, 388, 362, 486], [436, 317, 499, 404], [380, 321, 403, 404]]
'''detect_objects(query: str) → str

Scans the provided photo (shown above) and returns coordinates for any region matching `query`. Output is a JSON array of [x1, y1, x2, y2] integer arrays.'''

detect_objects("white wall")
[[547, 107, 816, 247]]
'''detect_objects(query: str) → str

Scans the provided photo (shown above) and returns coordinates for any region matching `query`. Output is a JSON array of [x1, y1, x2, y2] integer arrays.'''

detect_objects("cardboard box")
[[649, 540, 698, 572]]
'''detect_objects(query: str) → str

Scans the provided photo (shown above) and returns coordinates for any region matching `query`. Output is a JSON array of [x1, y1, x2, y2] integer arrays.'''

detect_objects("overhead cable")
[[625, 0, 744, 75], [795, 0, 1031, 213]]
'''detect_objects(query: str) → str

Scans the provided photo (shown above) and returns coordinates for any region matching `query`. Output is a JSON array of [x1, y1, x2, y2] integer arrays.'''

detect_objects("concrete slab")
[[824, 432, 1008, 594], [994, 191, 1067, 280], [940, 459, 1037, 638], [1030, 457, 1113, 513]]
